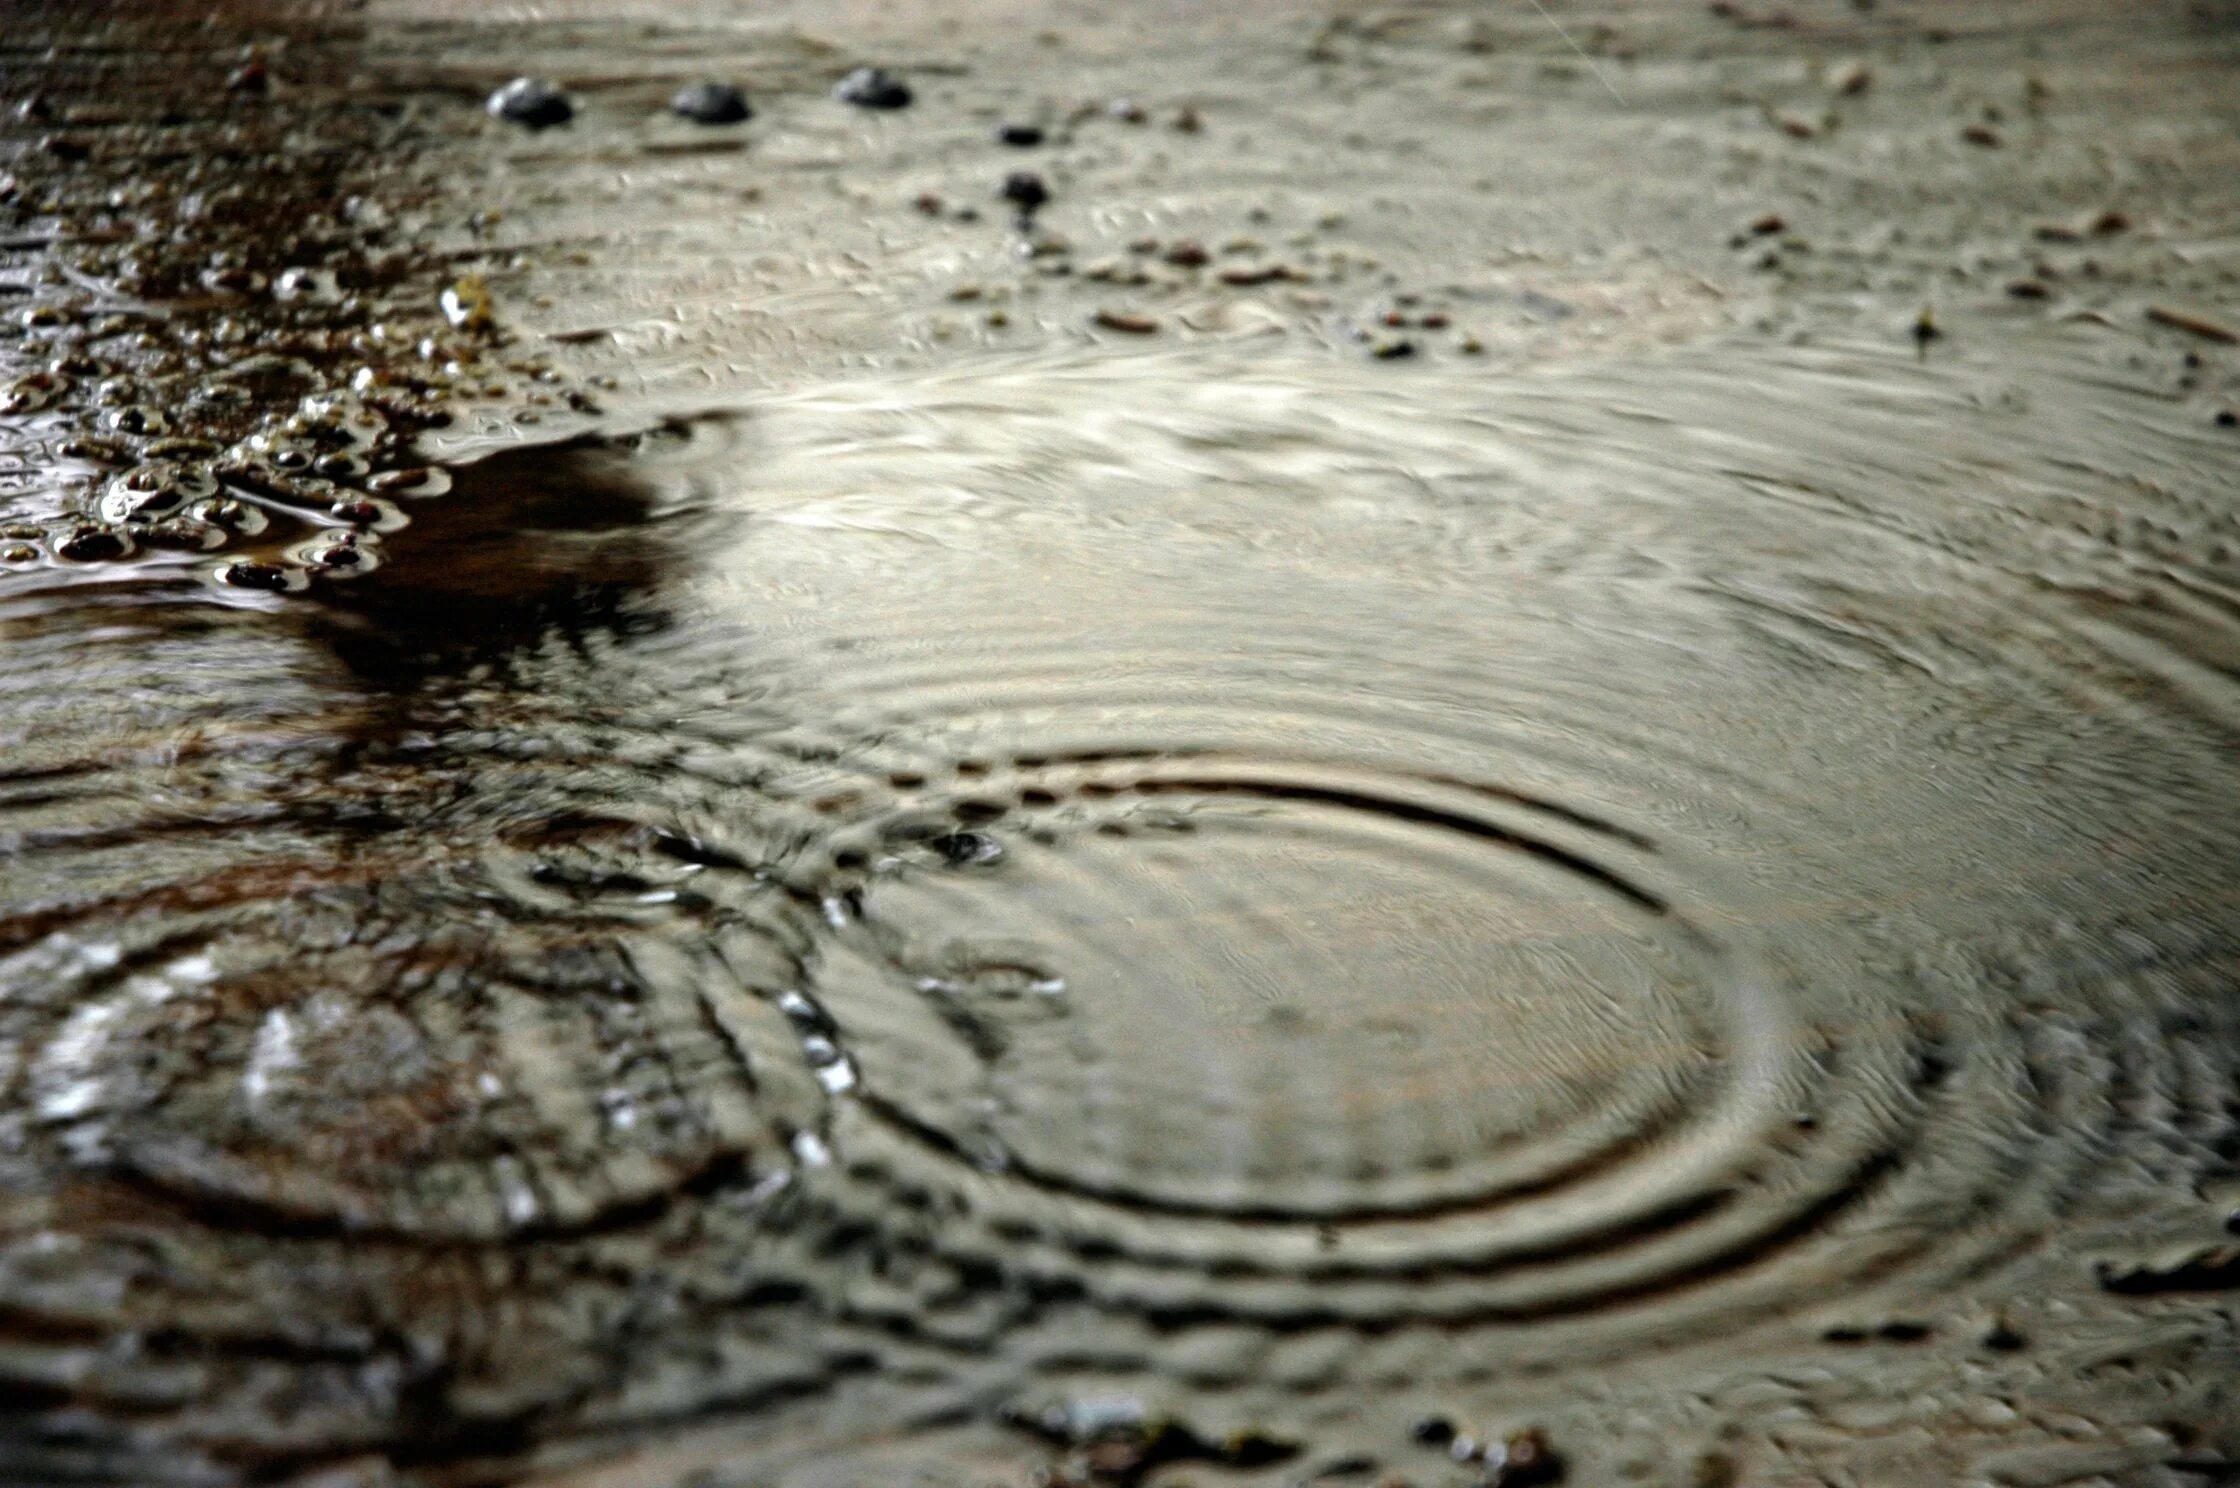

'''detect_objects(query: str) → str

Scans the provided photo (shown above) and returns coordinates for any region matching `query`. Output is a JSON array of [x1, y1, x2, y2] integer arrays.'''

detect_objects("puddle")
[[4, 2, 2240, 1485], [6, 328, 2239, 1483]]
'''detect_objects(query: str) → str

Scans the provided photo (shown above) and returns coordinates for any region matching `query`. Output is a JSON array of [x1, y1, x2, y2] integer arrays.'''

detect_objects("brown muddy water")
[[3, 3, 2240, 1486]]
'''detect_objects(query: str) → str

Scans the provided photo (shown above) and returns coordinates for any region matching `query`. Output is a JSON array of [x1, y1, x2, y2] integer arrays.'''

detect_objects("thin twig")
[[1527, 0, 1624, 102]]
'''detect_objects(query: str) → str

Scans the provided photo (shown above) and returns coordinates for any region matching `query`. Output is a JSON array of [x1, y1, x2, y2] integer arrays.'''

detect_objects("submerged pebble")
[[996, 123, 1045, 147]]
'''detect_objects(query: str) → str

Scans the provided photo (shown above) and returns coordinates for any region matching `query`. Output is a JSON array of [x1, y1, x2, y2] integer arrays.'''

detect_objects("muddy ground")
[[3, 2, 2240, 1486]]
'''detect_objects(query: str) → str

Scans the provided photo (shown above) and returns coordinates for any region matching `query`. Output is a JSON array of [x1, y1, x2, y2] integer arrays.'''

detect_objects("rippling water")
[[4, 329, 2239, 1480]]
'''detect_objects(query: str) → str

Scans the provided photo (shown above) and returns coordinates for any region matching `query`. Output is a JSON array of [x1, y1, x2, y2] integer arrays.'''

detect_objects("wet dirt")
[[3, 2, 2240, 1486]]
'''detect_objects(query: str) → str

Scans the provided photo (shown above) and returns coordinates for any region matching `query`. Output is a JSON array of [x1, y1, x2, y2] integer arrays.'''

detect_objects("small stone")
[[1409, 1417, 1458, 1448], [1172, 104, 1203, 132], [218, 560, 296, 592], [2006, 279, 2050, 299], [671, 80, 751, 125], [2216, 409, 2236, 428], [1001, 172, 1051, 212], [834, 67, 912, 109], [1369, 336, 1417, 359], [487, 77, 573, 129], [1961, 122, 2001, 147], [226, 58, 269, 95], [1093, 309, 1160, 335], [1162, 240, 1209, 267], [996, 123, 1045, 147], [55, 525, 131, 562], [1982, 1320, 2029, 1351], [1749, 212, 1786, 235]]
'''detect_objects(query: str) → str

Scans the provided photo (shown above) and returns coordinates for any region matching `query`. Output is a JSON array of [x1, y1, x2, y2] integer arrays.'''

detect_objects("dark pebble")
[[1409, 1417, 1458, 1448], [929, 831, 1002, 866], [2216, 409, 2237, 428], [41, 134, 90, 162], [330, 498, 384, 524], [671, 80, 751, 125], [487, 77, 573, 130], [1983, 1321, 2029, 1351], [219, 561, 294, 592], [1001, 172, 1050, 212], [55, 526, 130, 562], [834, 67, 912, 109], [227, 60, 269, 95], [996, 123, 1045, 147], [1370, 336, 1417, 360]]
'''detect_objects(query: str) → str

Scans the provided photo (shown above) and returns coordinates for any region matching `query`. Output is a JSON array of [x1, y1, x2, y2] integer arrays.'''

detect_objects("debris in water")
[[996, 123, 1045, 147], [1001, 171, 1050, 213], [486, 76, 574, 129], [834, 67, 913, 109], [671, 80, 752, 125], [1215, 263, 1303, 286], [441, 275, 495, 333], [1093, 309, 1160, 334], [1912, 305, 1942, 354], [2096, 1244, 2240, 1294], [2145, 304, 2239, 344]]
